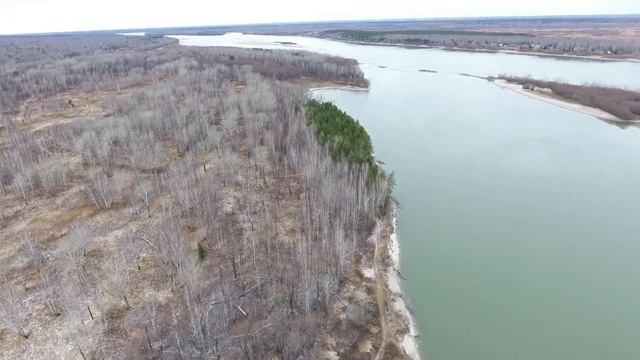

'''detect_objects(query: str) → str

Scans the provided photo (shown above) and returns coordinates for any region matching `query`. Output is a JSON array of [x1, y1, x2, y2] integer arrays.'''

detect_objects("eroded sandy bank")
[[386, 215, 422, 360]]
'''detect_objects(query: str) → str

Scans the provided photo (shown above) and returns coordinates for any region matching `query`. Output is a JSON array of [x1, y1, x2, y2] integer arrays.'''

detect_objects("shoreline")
[[320, 38, 640, 64], [306, 84, 418, 358], [386, 213, 422, 359], [493, 79, 640, 123], [307, 84, 369, 92]]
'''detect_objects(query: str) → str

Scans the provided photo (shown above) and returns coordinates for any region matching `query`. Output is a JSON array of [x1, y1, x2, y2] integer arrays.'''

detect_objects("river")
[[172, 33, 640, 360]]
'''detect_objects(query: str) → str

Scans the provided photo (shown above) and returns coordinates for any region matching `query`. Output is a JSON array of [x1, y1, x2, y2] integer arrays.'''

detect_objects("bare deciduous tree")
[[0, 279, 30, 339], [86, 173, 113, 209]]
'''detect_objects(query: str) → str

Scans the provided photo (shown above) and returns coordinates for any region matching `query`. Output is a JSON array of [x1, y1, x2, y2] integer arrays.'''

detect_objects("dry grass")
[[13, 87, 144, 133], [487, 25, 640, 43]]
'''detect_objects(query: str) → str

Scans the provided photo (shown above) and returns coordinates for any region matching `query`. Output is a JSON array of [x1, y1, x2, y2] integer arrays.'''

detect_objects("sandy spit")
[[493, 79, 640, 123], [307, 85, 369, 92]]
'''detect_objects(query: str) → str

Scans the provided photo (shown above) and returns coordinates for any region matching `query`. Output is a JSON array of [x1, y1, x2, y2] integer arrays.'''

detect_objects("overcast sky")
[[1, 0, 638, 35]]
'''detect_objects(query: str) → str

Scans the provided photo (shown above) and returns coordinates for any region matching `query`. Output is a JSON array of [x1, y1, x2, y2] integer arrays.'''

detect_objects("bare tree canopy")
[[0, 34, 397, 359]]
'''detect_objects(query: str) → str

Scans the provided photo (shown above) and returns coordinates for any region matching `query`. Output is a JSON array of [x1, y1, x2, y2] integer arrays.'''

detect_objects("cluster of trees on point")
[[500, 76, 640, 120], [305, 99, 377, 175], [321, 29, 640, 58], [0, 41, 367, 115], [182, 46, 369, 87], [0, 34, 390, 359]]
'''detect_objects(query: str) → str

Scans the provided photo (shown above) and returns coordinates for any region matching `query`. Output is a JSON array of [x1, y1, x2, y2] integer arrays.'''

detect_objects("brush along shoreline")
[[493, 79, 640, 123]]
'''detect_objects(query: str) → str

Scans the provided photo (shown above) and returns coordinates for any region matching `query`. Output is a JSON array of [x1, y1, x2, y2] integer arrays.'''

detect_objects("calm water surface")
[[173, 33, 640, 360]]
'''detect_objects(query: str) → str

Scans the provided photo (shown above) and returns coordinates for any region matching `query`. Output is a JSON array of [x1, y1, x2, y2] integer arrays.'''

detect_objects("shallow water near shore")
[[173, 33, 640, 360]]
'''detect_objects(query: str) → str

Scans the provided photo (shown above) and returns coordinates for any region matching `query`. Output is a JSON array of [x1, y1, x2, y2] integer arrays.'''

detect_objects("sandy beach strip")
[[307, 85, 369, 92], [387, 214, 422, 360]]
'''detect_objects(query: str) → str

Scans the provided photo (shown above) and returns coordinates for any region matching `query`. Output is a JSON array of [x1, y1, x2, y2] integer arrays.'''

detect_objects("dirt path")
[[371, 220, 395, 360], [371, 217, 422, 360]]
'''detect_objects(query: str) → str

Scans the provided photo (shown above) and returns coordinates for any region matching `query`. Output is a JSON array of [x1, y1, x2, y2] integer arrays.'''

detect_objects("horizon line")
[[2, 13, 639, 36]]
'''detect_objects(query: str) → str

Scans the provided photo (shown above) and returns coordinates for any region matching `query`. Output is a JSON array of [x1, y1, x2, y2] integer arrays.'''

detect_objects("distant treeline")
[[135, 15, 640, 37], [321, 29, 640, 58], [323, 29, 532, 38], [0, 34, 175, 64], [500, 76, 640, 120]]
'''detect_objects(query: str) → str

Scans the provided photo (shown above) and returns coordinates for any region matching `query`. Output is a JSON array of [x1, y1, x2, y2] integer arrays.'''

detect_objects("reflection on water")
[[599, 118, 640, 129]]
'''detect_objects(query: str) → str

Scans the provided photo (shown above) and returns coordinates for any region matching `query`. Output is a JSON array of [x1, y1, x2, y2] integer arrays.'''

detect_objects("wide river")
[[172, 33, 640, 360]]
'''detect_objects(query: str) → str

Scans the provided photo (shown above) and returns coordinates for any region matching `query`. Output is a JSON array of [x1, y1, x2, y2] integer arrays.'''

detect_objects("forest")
[[0, 34, 403, 359], [0, 34, 175, 64]]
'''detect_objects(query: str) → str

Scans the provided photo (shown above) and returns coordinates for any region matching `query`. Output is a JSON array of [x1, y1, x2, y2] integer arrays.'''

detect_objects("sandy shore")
[[307, 85, 369, 92], [493, 79, 640, 123], [386, 214, 422, 360]]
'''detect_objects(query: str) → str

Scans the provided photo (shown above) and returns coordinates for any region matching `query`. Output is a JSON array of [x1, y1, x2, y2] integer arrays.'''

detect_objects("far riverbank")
[[313, 38, 640, 64]]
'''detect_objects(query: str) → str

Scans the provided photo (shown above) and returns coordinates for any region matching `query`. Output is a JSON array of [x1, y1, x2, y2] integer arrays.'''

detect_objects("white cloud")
[[0, 0, 638, 35]]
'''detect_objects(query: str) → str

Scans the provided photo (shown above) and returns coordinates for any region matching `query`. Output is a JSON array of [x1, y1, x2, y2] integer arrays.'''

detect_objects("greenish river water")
[[174, 33, 640, 359]]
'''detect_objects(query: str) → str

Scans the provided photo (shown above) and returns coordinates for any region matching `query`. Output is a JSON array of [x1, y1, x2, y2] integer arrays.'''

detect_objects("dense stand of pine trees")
[[305, 100, 374, 168]]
